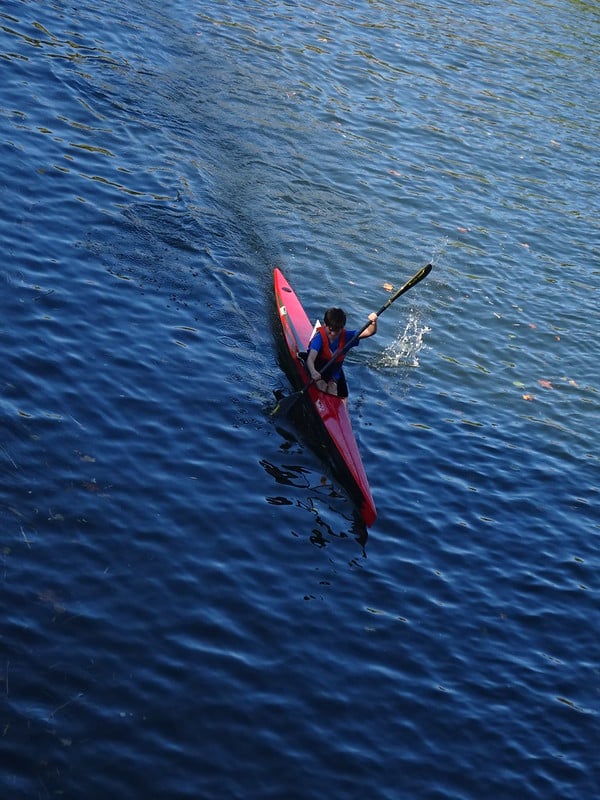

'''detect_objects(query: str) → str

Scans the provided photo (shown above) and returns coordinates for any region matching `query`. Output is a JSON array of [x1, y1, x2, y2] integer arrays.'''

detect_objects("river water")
[[1, 1, 599, 797]]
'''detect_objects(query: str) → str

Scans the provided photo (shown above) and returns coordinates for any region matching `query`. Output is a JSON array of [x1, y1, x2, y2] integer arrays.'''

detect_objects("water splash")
[[375, 310, 431, 369]]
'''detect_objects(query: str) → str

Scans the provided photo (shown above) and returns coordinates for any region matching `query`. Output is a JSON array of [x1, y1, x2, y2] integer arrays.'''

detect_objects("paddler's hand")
[[310, 370, 328, 392], [359, 312, 378, 338]]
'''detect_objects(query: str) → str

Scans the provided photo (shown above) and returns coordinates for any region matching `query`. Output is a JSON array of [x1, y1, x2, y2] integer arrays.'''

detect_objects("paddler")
[[306, 307, 378, 397]]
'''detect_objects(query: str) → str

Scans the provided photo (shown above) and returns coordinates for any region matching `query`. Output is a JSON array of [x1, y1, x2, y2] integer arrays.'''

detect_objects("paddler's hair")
[[323, 307, 346, 330]]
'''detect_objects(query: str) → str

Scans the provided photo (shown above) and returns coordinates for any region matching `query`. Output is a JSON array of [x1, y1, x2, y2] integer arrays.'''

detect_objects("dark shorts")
[[336, 370, 349, 398]]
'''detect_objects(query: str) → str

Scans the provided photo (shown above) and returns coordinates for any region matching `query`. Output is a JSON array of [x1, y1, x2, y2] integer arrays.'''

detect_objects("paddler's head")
[[323, 308, 346, 339]]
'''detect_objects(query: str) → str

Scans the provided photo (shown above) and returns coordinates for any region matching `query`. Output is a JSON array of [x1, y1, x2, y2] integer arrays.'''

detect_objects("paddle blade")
[[270, 390, 303, 416], [383, 262, 432, 309]]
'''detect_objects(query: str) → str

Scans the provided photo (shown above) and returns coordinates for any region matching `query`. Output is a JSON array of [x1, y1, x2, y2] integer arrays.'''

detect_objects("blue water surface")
[[1, 1, 599, 798]]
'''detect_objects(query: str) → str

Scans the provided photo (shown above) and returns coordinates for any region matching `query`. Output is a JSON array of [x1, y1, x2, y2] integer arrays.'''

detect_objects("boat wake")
[[375, 311, 431, 369]]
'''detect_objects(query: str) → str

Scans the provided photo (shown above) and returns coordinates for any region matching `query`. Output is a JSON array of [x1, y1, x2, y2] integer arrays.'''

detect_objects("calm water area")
[[1, 0, 599, 797]]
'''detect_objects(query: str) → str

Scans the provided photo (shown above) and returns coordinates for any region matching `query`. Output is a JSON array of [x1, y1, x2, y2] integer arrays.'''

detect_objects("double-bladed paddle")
[[272, 262, 432, 415]]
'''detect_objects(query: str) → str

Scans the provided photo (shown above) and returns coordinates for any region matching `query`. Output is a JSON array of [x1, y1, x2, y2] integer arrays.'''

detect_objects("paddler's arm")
[[359, 313, 378, 339], [306, 348, 321, 381]]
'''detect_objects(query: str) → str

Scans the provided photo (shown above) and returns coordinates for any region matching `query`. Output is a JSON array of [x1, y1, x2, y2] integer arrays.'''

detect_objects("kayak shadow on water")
[[263, 397, 369, 553]]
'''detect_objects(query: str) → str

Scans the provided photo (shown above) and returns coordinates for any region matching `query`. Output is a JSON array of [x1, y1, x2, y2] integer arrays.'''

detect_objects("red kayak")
[[274, 268, 377, 527]]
